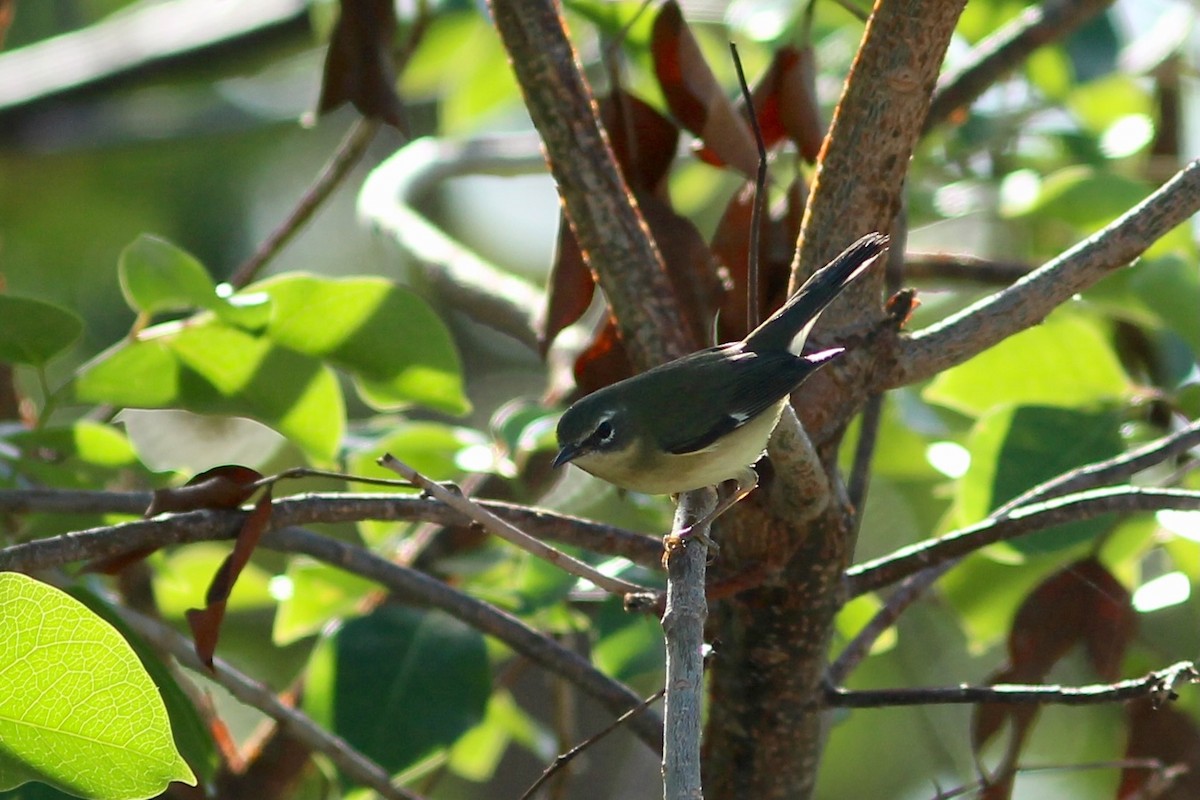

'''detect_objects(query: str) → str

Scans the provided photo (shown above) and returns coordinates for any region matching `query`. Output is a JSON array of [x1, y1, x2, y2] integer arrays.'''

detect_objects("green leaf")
[[1130, 254, 1200, 355], [118, 235, 218, 315], [273, 560, 376, 646], [834, 593, 896, 658], [66, 587, 218, 787], [75, 322, 344, 460], [0, 573, 195, 798], [4, 421, 144, 488], [304, 605, 490, 776], [151, 544, 276, 620], [924, 311, 1130, 417], [1014, 165, 1150, 230], [592, 600, 664, 681], [253, 274, 469, 415], [0, 295, 83, 367], [448, 691, 549, 781], [957, 405, 1123, 552]]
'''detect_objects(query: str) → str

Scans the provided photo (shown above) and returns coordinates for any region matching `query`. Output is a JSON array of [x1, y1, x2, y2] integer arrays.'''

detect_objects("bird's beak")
[[552, 443, 580, 469]]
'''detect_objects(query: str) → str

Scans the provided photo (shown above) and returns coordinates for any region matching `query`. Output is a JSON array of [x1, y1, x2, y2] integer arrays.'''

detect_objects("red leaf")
[[696, 45, 824, 166], [147, 465, 264, 516], [539, 217, 596, 356], [775, 45, 824, 163], [602, 89, 680, 194], [573, 319, 633, 397], [188, 487, 274, 669], [1119, 700, 1200, 799], [973, 559, 1136, 772], [651, 0, 757, 176], [316, 0, 407, 130], [711, 175, 806, 342], [637, 190, 723, 348], [540, 91, 681, 356]]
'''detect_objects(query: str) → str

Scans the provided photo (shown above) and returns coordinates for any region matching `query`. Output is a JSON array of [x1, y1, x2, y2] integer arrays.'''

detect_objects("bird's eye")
[[595, 419, 615, 443]]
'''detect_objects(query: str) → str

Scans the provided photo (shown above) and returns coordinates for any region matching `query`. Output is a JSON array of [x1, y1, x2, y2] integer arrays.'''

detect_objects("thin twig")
[[228, 119, 381, 288], [0, 521, 665, 750], [846, 486, 1200, 597], [904, 253, 1033, 284], [993, 417, 1200, 517], [826, 660, 1200, 708], [113, 602, 424, 800], [730, 41, 767, 333], [832, 418, 1200, 681], [379, 455, 651, 596], [929, 759, 1180, 800], [0, 488, 664, 568], [885, 158, 1200, 389], [924, 0, 1115, 133], [518, 688, 666, 800], [846, 393, 882, 515]]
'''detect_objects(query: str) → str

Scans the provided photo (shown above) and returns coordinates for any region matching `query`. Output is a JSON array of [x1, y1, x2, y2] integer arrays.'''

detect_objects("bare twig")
[[885, 158, 1200, 389], [826, 660, 1200, 708], [846, 487, 1200, 597], [730, 42, 767, 333], [925, 0, 1115, 133], [114, 602, 425, 800], [378, 455, 653, 595], [929, 759, 1183, 800], [229, 118, 381, 288], [0, 488, 664, 568], [903, 253, 1033, 284], [661, 490, 715, 800], [832, 418, 1200, 682], [993, 417, 1200, 517], [1, 521, 664, 750], [518, 688, 665, 800]]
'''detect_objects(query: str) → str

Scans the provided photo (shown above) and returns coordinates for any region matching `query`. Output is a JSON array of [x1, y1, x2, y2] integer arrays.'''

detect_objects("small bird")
[[552, 232, 888, 540]]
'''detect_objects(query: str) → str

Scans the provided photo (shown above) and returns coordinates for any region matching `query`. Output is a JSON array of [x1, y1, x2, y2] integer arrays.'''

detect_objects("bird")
[[552, 232, 888, 543]]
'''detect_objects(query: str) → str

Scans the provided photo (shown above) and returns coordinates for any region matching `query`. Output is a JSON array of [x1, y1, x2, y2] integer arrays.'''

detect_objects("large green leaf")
[[0, 295, 83, 367], [253, 274, 469, 415], [75, 322, 344, 460], [924, 311, 1130, 417], [957, 405, 1124, 552], [66, 588, 218, 787], [0, 573, 194, 799], [304, 605, 490, 776]]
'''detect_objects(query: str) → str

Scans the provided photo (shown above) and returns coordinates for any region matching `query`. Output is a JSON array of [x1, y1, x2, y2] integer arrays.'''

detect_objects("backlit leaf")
[[0, 573, 194, 798]]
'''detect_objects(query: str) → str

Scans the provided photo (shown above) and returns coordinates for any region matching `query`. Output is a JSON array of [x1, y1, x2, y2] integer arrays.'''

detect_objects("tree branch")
[[924, 0, 1115, 133], [357, 135, 546, 349], [0, 520, 664, 751], [826, 660, 1200, 708], [0, 488, 664, 568], [831, 418, 1200, 683], [488, 0, 693, 369], [882, 158, 1200, 389], [379, 454, 652, 596], [114, 602, 424, 800], [846, 487, 1200, 597], [661, 490, 714, 800]]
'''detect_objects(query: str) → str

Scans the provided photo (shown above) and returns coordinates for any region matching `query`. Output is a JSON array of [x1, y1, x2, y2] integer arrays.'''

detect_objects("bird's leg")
[[664, 468, 760, 554]]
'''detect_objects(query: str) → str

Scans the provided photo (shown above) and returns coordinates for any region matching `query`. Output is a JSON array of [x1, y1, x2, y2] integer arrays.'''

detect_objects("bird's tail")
[[743, 232, 888, 354]]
